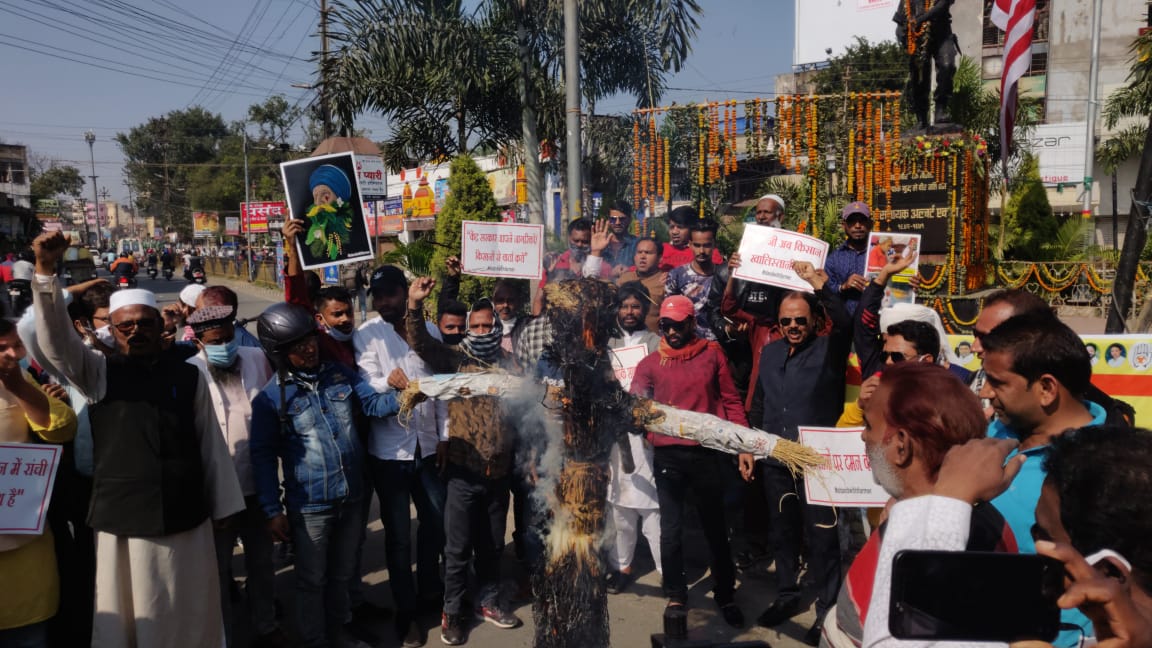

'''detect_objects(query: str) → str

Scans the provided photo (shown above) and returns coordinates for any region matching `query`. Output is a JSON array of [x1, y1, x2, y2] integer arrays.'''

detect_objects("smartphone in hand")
[[890, 550, 1063, 642]]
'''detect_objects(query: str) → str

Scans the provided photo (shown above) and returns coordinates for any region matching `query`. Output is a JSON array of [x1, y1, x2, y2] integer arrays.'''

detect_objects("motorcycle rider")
[[109, 251, 138, 286], [185, 249, 205, 282], [161, 248, 175, 278]]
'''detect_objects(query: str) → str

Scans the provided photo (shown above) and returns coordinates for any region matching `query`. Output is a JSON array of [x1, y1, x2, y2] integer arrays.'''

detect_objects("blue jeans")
[[369, 455, 447, 614], [290, 499, 365, 647], [0, 620, 49, 648]]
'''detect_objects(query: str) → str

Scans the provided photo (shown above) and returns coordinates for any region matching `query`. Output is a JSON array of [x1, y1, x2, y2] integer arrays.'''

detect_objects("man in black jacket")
[[746, 261, 853, 645]]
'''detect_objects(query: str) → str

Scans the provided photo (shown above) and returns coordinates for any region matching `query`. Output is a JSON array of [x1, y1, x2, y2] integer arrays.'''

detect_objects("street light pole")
[[84, 131, 103, 250], [242, 127, 253, 282], [79, 132, 95, 248], [563, 0, 582, 224]]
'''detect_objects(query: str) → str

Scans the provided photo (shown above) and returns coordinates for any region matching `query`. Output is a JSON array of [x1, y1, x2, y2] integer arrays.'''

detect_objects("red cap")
[[659, 295, 695, 322]]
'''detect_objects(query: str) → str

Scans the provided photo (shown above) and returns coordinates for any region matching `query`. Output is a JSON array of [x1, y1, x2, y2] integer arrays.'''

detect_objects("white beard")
[[867, 442, 905, 499]]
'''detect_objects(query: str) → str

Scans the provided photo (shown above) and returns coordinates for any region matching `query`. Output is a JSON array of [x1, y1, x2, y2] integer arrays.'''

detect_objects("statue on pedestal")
[[894, 0, 958, 130]]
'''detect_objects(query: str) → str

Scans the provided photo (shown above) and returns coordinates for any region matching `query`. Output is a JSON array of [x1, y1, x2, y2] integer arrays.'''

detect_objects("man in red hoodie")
[[630, 295, 750, 629]]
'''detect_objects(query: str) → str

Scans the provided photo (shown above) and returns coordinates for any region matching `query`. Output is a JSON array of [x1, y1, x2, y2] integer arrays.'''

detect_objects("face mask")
[[459, 317, 504, 362], [204, 337, 240, 368], [325, 325, 353, 343], [442, 332, 465, 346], [94, 325, 115, 348]]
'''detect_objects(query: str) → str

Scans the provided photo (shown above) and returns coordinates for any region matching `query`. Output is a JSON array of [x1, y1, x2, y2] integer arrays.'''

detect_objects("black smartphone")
[[890, 550, 1063, 642]]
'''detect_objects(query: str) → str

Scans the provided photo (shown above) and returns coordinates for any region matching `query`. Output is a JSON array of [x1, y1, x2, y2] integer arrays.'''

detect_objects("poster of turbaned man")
[[280, 152, 374, 270]]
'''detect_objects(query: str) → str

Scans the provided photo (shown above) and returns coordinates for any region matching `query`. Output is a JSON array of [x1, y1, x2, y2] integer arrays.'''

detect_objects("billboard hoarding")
[[794, 0, 897, 67]]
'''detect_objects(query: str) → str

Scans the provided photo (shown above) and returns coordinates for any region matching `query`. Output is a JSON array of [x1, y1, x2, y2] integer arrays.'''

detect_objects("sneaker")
[[718, 602, 745, 628], [440, 613, 466, 646], [803, 617, 824, 646], [476, 604, 522, 629], [755, 596, 806, 628], [605, 570, 633, 595], [397, 617, 425, 648]]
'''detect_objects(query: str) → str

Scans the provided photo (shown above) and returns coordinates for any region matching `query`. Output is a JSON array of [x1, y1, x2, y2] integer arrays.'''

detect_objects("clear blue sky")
[[0, 0, 794, 203]]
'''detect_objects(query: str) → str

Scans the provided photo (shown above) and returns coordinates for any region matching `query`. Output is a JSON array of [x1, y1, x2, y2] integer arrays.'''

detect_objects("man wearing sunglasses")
[[603, 200, 639, 276], [630, 295, 750, 629], [824, 201, 874, 315], [29, 231, 245, 648], [747, 260, 854, 644]]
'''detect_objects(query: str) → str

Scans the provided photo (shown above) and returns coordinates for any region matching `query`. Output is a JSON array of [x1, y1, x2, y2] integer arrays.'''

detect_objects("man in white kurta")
[[29, 232, 244, 648]]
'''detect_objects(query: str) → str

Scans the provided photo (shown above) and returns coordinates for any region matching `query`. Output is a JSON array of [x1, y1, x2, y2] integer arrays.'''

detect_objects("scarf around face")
[[657, 335, 710, 366], [459, 316, 504, 363]]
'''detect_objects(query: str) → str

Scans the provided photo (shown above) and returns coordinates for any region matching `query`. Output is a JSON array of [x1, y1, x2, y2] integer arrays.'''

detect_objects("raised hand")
[[33, 231, 69, 275], [590, 218, 615, 256], [408, 276, 436, 309], [445, 256, 462, 277], [792, 260, 828, 290]]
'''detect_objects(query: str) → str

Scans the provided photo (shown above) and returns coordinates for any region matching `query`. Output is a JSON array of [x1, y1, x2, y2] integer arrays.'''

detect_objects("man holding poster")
[[0, 318, 77, 646], [280, 153, 374, 271], [746, 261, 851, 644]]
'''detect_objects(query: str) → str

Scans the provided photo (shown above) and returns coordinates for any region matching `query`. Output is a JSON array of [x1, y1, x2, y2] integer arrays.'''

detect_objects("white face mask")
[[94, 325, 116, 348]]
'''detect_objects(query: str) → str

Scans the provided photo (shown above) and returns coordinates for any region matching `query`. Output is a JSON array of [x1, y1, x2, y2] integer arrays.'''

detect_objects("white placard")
[[354, 154, 387, 198], [0, 444, 62, 534], [609, 344, 649, 391], [798, 427, 890, 508], [461, 221, 544, 280], [732, 225, 829, 292]]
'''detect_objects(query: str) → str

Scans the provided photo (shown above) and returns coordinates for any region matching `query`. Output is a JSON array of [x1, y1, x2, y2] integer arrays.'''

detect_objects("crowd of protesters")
[[1, 192, 1150, 648]]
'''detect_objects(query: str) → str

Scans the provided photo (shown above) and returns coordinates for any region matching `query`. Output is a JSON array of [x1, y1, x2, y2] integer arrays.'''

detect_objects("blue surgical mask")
[[204, 337, 240, 367], [325, 325, 353, 343]]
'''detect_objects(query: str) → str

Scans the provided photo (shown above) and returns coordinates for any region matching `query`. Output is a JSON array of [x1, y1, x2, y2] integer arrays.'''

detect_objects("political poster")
[[192, 211, 220, 238], [864, 231, 920, 307], [355, 155, 387, 199], [732, 225, 829, 292], [609, 344, 650, 391], [0, 444, 61, 535], [947, 333, 1152, 427], [798, 427, 889, 508], [460, 221, 544, 280], [280, 152, 374, 271], [224, 217, 241, 236], [241, 201, 285, 234]]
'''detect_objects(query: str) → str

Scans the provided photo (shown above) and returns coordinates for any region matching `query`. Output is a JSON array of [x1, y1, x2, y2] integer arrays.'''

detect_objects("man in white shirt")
[[355, 265, 448, 647]]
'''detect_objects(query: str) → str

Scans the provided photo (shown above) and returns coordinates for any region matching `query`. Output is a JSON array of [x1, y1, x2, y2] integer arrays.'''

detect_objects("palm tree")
[[1104, 31, 1152, 333], [327, 0, 702, 224]]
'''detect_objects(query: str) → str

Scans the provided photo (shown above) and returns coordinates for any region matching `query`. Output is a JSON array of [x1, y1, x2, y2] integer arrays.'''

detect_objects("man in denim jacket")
[[249, 303, 401, 648]]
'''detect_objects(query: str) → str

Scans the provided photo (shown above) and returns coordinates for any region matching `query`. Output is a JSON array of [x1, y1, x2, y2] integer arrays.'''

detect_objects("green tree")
[[117, 107, 229, 238], [811, 37, 907, 96], [1102, 30, 1152, 332], [431, 155, 502, 304], [30, 164, 84, 202], [1001, 154, 1057, 259]]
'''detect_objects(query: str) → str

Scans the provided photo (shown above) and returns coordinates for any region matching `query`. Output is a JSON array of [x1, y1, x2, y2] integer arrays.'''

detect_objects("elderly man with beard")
[[185, 305, 283, 648], [631, 295, 751, 629], [29, 232, 244, 648], [820, 362, 1017, 648], [747, 261, 853, 644], [405, 277, 523, 645]]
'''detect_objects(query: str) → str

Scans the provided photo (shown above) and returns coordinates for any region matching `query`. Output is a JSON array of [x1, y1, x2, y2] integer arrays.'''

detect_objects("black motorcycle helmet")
[[256, 302, 317, 358]]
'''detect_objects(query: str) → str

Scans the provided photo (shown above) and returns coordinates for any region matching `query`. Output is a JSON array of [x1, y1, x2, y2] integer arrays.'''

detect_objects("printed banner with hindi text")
[[732, 225, 829, 292], [0, 444, 61, 535], [798, 427, 889, 508], [460, 221, 544, 280]]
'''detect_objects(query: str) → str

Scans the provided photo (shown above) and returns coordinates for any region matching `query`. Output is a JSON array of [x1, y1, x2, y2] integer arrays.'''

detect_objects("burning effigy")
[[397, 279, 825, 647]]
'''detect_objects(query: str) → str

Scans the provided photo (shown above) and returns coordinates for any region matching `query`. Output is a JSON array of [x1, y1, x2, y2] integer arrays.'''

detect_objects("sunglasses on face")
[[779, 317, 809, 327], [608, 216, 628, 222], [881, 350, 917, 363], [658, 318, 691, 332], [110, 318, 157, 333]]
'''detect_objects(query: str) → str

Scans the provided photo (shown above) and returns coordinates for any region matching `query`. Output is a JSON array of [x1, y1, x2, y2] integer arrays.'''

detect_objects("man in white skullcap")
[[29, 232, 244, 648], [752, 194, 786, 228]]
